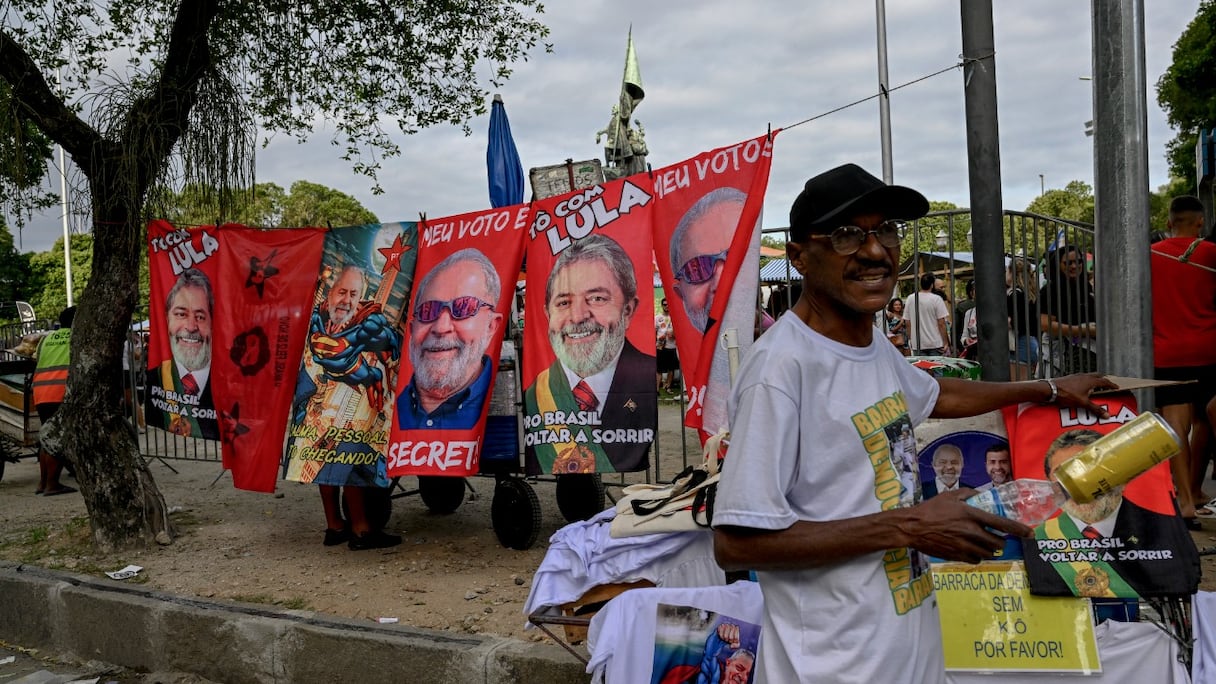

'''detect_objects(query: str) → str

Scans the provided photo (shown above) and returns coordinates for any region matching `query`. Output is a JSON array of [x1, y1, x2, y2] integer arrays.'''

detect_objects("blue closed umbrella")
[[487, 94, 525, 208]]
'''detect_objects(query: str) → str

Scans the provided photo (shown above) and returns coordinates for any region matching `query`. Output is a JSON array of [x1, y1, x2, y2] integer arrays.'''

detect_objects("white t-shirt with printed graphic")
[[586, 581, 765, 684], [714, 311, 943, 684]]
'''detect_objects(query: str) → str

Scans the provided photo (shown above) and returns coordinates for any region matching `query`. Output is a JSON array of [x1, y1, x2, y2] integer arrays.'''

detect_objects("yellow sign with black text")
[[933, 561, 1100, 673]]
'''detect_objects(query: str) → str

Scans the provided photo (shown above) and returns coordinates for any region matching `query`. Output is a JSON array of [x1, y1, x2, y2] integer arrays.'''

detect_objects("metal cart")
[[0, 351, 39, 482], [367, 339, 547, 550]]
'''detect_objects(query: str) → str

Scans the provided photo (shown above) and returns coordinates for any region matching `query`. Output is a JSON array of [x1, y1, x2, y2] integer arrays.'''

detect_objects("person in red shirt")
[[1151, 195, 1216, 522]]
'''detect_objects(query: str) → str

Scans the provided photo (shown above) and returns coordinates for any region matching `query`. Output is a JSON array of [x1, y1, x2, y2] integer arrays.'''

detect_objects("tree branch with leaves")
[[0, 0, 550, 550]]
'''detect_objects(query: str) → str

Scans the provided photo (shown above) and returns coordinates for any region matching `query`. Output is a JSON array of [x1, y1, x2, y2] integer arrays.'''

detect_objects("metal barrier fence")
[[0, 319, 57, 350], [128, 328, 222, 466], [900, 209, 1096, 381], [760, 209, 1096, 382]]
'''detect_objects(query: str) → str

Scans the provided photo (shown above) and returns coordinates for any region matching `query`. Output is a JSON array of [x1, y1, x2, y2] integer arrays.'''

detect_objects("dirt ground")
[[0, 400, 702, 644], [4, 402, 1216, 647]]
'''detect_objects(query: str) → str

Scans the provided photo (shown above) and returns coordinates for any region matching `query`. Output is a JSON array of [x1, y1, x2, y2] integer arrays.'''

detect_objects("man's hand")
[[902, 490, 1032, 564], [1051, 373, 1119, 418], [716, 623, 742, 650]]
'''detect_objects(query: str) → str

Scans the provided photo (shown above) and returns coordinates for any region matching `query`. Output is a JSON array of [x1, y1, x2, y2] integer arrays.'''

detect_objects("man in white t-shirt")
[[905, 272, 951, 355], [711, 163, 1116, 684]]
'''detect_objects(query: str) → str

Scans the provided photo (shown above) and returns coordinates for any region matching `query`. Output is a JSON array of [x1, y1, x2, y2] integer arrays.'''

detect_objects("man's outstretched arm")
[[714, 490, 1031, 571], [930, 374, 1116, 419]]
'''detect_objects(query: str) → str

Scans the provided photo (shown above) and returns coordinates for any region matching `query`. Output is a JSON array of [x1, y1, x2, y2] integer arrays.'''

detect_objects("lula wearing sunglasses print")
[[413, 296, 494, 323]]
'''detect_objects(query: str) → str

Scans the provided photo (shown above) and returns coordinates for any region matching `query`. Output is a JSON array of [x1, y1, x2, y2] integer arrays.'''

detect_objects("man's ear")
[[786, 241, 807, 273], [623, 296, 638, 321]]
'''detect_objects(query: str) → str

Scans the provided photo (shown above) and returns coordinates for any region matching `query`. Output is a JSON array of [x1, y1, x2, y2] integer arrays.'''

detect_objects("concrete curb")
[[0, 562, 589, 683]]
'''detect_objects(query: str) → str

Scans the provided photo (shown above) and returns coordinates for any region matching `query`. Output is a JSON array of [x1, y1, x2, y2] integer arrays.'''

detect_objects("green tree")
[[901, 200, 965, 256], [279, 180, 378, 227], [0, 1, 550, 550], [0, 81, 56, 226], [25, 234, 94, 318], [0, 224, 32, 314], [760, 234, 786, 250], [148, 182, 277, 227], [1150, 177, 1191, 233], [1024, 180, 1095, 224], [1155, 0, 1215, 193], [148, 180, 374, 228]]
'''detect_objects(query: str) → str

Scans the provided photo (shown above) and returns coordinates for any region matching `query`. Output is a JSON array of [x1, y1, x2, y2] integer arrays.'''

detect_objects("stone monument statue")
[[596, 30, 648, 181]]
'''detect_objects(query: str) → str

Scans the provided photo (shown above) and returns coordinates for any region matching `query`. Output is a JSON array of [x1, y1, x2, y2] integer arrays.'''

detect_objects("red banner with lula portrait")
[[1004, 395, 1200, 598], [522, 176, 656, 475], [146, 220, 325, 492], [651, 132, 778, 441], [386, 205, 531, 478], [213, 226, 325, 492], [145, 220, 225, 442]]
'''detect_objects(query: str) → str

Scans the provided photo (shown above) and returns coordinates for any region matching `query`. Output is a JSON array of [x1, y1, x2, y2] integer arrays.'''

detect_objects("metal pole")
[[875, 0, 894, 183], [58, 143, 73, 307], [1201, 176, 1214, 238], [960, 0, 1009, 382], [1200, 129, 1214, 235], [56, 64, 73, 307], [1091, 0, 1152, 387]]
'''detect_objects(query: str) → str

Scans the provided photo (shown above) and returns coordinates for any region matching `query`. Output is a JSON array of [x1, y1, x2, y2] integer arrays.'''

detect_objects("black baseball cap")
[[789, 164, 930, 242]]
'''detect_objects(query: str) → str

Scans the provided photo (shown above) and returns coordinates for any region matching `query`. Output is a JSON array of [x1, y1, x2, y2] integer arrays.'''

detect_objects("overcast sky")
[[14, 0, 1199, 254]]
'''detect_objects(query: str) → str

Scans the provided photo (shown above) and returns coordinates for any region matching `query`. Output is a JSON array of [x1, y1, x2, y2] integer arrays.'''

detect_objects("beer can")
[[1052, 411, 1181, 503]]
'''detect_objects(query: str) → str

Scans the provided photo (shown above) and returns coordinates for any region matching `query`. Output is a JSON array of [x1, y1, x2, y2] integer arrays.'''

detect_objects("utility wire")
[[781, 53, 994, 132]]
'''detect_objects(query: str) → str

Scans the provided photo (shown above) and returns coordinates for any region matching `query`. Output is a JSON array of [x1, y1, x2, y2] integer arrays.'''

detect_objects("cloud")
[[14, 0, 1198, 254]]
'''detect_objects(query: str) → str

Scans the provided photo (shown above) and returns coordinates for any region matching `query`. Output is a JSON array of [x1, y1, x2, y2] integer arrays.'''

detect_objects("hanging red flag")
[[1004, 395, 1199, 598], [522, 176, 657, 475], [214, 226, 325, 492], [386, 205, 531, 477], [145, 220, 224, 440], [651, 133, 778, 441]]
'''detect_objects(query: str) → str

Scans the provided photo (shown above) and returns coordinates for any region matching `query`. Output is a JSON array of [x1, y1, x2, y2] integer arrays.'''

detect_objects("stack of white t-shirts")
[[584, 580, 1190, 683], [585, 581, 763, 684], [948, 619, 1189, 683], [522, 508, 724, 627], [1193, 591, 1216, 683]]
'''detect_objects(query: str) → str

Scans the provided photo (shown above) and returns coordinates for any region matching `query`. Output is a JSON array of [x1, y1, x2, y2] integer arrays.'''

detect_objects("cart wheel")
[[418, 476, 465, 514], [491, 477, 541, 550], [555, 473, 606, 522], [340, 486, 394, 530]]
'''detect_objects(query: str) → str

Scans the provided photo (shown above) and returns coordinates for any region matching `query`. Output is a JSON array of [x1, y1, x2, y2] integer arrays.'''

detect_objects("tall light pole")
[[56, 66, 73, 307], [875, 0, 893, 183], [1039, 174, 1044, 196]]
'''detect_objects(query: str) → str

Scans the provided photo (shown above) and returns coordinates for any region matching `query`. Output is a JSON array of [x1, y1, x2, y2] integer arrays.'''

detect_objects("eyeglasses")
[[675, 249, 728, 284], [413, 296, 493, 323], [805, 220, 906, 255], [1061, 258, 1083, 267]]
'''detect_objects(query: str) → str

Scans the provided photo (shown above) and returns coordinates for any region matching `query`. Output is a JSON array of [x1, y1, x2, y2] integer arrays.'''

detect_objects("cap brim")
[[806, 185, 930, 233]]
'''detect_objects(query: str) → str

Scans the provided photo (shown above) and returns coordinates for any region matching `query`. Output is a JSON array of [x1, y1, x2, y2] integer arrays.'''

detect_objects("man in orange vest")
[[31, 306, 76, 496]]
